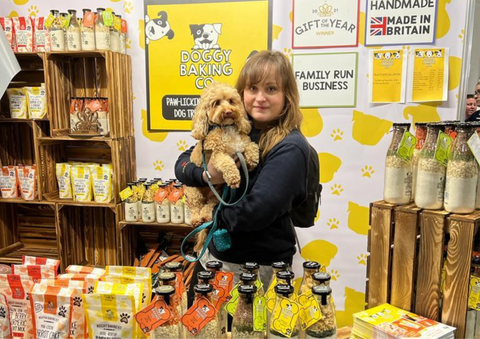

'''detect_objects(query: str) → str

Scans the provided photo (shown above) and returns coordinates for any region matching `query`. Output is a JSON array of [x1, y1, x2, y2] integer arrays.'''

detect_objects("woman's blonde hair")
[[236, 50, 303, 159]]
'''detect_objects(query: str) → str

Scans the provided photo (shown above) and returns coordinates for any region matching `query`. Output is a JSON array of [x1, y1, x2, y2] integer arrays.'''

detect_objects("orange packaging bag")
[[29, 284, 75, 339], [12, 17, 33, 52], [22, 255, 60, 269], [37, 280, 87, 339], [0, 292, 12, 339], [57, 273, 103, 295], [12, 264, 57, 283], [18, 165, 37, 201], [0, 275, 35, 339], [65, 265, 106, 276], [0, 17, 15, 51], [1, 166, 18, 199]]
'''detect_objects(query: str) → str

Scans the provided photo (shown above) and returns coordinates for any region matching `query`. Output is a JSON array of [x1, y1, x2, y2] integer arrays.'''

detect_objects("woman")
[[175, 50, 309, 286]]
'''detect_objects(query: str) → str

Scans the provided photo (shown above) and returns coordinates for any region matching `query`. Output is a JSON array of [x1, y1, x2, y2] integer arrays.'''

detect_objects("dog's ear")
[[190, 24, 200, 35], [191, 98, 209, 140], [213, 23, 222, 35], [237, 107, 252, 135], [158, 11, 167, 19], [167, 29, 174, 39]]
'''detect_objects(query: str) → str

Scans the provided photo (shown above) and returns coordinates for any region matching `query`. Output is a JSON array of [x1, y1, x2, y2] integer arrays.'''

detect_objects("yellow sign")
[[145, 0, 271, 131], [370, 49, 406, 103]]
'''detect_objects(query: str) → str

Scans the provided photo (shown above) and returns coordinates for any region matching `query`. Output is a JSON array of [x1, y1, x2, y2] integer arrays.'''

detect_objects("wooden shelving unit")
[[0, 51, 136, 271]]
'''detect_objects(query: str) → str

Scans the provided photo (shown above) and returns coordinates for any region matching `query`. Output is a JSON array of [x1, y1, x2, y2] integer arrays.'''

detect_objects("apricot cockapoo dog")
[[185, 82, 259, 252]]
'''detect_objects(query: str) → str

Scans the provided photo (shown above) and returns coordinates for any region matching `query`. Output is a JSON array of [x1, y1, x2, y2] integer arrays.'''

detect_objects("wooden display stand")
[[0, 52, 135, 271], [367, 200, 480, 338]]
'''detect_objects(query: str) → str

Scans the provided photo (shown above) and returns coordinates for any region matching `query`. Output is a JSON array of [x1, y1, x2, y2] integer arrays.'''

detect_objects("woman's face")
[[243, 68, 285, 129], [466, 98, 477, 117]]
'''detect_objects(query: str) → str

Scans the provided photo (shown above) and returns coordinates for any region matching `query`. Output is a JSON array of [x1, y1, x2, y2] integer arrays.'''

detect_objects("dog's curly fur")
[[184, 82, 259, 253]]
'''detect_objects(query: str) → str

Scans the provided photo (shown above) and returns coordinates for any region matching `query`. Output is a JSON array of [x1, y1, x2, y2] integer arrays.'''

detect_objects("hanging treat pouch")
[[94, 281, 144, 312], [91, 165, 112, 203], [65, 265, 106, 276], [22, 255, 60, 270], [56, 163, 73, 199], [12, 264, 57, 283], [71, 165, 92, 202], [57, 273, 103, 295], [0, 17, 15, 51], [25, 86, 47, 119], [0, 293, 12, 339], [101, 275, 151, 309], [34, 17, 50, 52], [83, 294, 136, 339], [6, 88, 27, 119], [12, 17, 33, 52], [0, 274, 35, 339], [1, 166, 18, 199], [29, 285, 75, 339], [181, 296, 218, 336], [19, 165, 37, 201]]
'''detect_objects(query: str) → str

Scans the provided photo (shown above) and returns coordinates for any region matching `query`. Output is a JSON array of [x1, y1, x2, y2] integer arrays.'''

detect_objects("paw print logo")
[[26, 294, 30, 301], [120, 313, 130, 324], [87, 286, 94, 294], [177, 140, 188, 151], [0, 307, 6, 318], [153, 160, 164, 172], [28, 5, 39, 16], [361, 165, 375, 178], [124, 1, 133, 14], [327, 218, 339, 230], [58, 306, 67, 318], [73, 296, 82, 307], [283, 47, 292, 61], [357, 254, 368, 265], [331, 128, 344, 141], [126, 37, 132, 50], [331, 184, 343, 196], [458, 29, 464, 42], [142, 293, 146, 304], [329, 269, 340, 281]]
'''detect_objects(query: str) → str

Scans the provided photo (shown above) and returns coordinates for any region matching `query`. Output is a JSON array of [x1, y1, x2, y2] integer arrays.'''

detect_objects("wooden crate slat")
[[442, 216, 477, 339], [390, 205, 420, 311], [0, 204, 16, 248], [105, 207, 117, 265], [93, 208, 106, 266]]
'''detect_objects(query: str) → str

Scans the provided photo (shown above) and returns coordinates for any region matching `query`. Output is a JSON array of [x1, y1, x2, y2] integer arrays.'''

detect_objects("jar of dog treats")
[[49, 10, 65, 51], [306, 286, 336, 339], [169, 183, 184, 224], [95, 8, 111, 50], [110, 13, 120, 53], [124, 182, 139, 222], [81, 8, 95, 50], [141, 183, 155, 223], [312, 272, 331, 287], [150, 285, 182, 339], [155, 183, 170, 223], [120, 18, 127, 54], [232, 285, 263, 339], [66, 9, 81, 51], [269, 285, 299, 339]]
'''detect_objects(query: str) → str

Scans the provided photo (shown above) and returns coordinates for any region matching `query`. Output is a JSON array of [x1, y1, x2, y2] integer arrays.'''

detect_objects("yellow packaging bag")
[[25, 85, 47, 119], [6, 88, 27, 119], [65, 265, 106, 276], [83, 294, 136, 339], [71, 165, 92, 202], [101, 274, 151, 309], [94, 281, 144, 312], [105, 266, 151, 279], [57, 273, 103, 295], [56, 163, 73, 199], [91, 165, 112, 203]]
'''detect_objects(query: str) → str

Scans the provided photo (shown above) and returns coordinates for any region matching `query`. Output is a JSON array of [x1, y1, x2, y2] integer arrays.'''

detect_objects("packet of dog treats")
[[12, 264, 57, 283], [0, 292, 12, 339], [25, 85, 47, 119], [65, 265, 106, 276], [71, 165, 92, 202], [1, 166, 18, 199], [58, 273, 103, 295], [56, 163, 73, 199], [0, 275, 35, 339], [105, 266, 151, 279], [36, 279, 86, 339], [0, 17, 15, 51], [34, 17, 50, 52], [29, 284, 75, 339], [22, 255, 59, 271], [18, 165, 37, 201], [6, 88, 28, 119], [12, 17, 33, 52], [83, 294, 136, 339], [91, 165, 112, 203], [101, 275, 151, 309], [94, 281, 144, 312]]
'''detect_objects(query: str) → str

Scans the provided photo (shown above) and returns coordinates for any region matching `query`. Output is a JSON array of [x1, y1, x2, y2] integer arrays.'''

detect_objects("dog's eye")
[[213, 100, 220, 107], [229, 99, 234, 104], [197, 30, 202, 35], [158, 20, 163, 25]]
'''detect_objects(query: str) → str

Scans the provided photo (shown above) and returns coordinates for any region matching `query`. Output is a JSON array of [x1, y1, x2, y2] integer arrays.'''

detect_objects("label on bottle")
[[134, 299, 171, 333], [119, 187, 133, 201], [81, 30, 95, 50], [253, 296, 267, 331], [50, 30, 65, 51], [224, 283, 240, 316], [298, 291, 322, 330], [180, 296, 217, 335], [67, 31, 81, 51], [95, 31, 110, 50], [468, 132, 480, 166], [270, 297, 301, 337], [397, 131, 416, 162], [266, 277, 277, 312], [434, 131, 452, 166]]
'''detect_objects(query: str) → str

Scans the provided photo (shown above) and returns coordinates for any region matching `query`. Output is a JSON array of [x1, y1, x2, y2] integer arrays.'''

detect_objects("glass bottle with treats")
[[157, 273, 183, 316], [414, 123, 446, 210], [411, 122, 427, 200], [269, 284, 299, 339], [187, 284, 220, 339], [232, 285, 263, 339], [299, 261, 321, 295], [81, 8, 95, 50], [119, 18, 127, 54], [243, 262, 265, 295], [164, 261, 188, 337], [66, 9, 81, 51], [444, 123, 478, 213], [124, 182, 139, 221], [472, 122, 480, 209], [49, 10, 65, 51], [312, 272, 331, 287], [383, 123, 412, 204], [305, 286, 336, 339], [141, 183, 155, 222], [59, 13, 69, 48], [95, 8, 111, 50], [150, 285, 182, 339], [110, 12, 120, 52], [155, 183, 171, 223], [206, 260, 228, 338], [276, 270, 295, 287], [170, 183, 185, 224], [239, 272, 257, 287]]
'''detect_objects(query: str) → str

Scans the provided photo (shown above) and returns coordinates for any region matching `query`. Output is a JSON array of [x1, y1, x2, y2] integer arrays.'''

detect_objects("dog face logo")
[[426, 50, 433, 58], [190, 23, 222, 50], [436, 50, 442, 58], [416, 50, 425, 58], [384, 52, 391, 59], [374, 53, 382, 60], [394, 52, 401, 59], [145, 11, 174, 45]]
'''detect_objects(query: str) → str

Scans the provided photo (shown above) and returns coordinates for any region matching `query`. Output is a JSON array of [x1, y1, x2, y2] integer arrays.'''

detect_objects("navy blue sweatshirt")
[[174, 129, 309, 265]]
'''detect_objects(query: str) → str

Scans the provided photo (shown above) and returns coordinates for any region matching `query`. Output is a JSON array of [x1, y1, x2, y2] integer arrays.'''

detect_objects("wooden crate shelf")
[[367, 201, 480, 338]]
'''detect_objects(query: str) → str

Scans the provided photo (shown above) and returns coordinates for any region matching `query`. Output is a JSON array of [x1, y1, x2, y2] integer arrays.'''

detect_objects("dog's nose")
[[203, 34, 209, 38], [224, 111, 233, 117]]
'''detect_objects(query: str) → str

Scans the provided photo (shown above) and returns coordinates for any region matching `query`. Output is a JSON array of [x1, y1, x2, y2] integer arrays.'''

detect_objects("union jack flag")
[[370, 17, 387, 36]]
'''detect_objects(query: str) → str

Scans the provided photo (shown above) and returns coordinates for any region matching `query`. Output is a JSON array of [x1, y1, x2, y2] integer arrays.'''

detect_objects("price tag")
[[181, 296, 217, 335], [270, 297, 301, 338], [134, 299, 171, 333], [119, 187, 133, 201], [102, 10, 114, 27], [397, 131, 416, 162], [435, 131, 452, 166], [298, 291, 322, 330], [468, 132, 480, 166], [253, 295, 267, 331], [44, 13, 55, 29], [266, 277, 277, 312], [224, 283, 240, 316]]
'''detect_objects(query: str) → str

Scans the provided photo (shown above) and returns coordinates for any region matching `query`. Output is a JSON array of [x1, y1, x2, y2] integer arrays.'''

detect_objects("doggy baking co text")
[[180, 49, 233, 89]]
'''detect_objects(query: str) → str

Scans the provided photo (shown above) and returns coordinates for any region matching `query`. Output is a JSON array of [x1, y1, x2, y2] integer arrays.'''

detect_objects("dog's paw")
[[226, 177, 241, 189]]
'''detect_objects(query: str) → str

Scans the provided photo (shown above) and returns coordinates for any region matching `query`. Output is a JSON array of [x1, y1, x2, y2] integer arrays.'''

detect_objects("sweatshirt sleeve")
[[174, 145, 208, 187], [219, 142, 308, 233]]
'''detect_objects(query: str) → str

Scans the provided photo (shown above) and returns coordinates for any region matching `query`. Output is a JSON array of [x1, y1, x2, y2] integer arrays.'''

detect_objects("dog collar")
[[208, 123, 235, 132]]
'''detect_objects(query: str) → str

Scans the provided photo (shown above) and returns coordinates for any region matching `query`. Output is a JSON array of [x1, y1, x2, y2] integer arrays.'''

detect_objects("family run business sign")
[[365, 0, 437, 46]]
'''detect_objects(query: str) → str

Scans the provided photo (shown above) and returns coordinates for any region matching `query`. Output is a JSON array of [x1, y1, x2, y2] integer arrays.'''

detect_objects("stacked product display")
[[0, 165, 37, 200], [0, 8, 127, 53], [384, 121, 480, 214], [6, 85, 47, 119]]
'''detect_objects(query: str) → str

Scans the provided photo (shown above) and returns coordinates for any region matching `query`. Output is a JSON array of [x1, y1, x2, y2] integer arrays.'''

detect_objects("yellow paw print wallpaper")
[[0, 0, 467, 326]]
